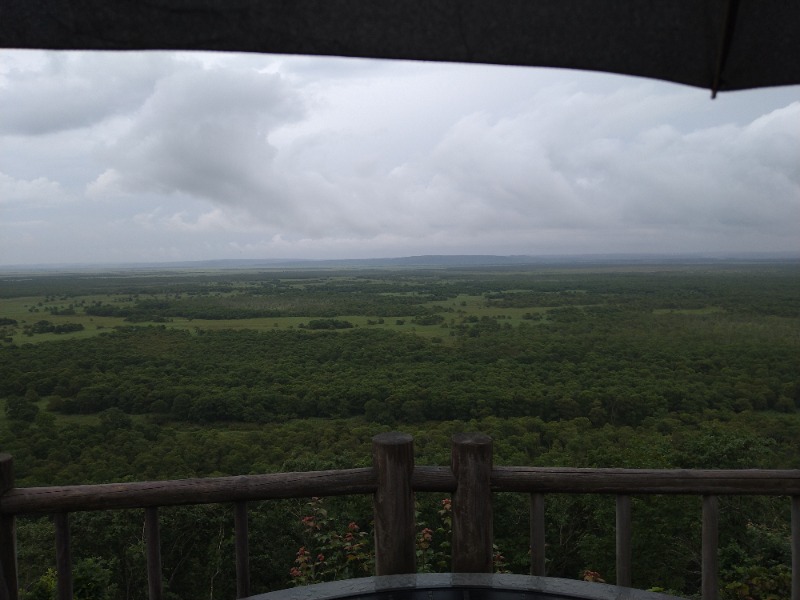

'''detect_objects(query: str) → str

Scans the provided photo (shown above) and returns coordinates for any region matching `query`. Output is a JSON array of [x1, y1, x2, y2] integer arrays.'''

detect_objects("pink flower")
[[582, 570, 606, 583]]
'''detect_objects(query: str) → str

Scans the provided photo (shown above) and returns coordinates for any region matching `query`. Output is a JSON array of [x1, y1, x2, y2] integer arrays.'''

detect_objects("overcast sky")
[[1, 50, 798, 266]]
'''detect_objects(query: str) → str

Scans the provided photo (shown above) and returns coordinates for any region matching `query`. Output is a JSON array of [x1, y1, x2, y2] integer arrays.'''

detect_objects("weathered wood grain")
[[616, 495, 632, 586], [54, 513, 72, 600], [451, 433, 493, 573], [0, 469, 376, 515], [5, 466, 799, 517], [0, 454, 17, 600], [702, 495, 719, 600], [372, 432, 416, 575], [234, 501, 250, 599], [145, 508, 162, 600], [411, 466, 456, 492], [491, 467, 800, 495], [792, 496, 799, 600], [529, 493, 545, 577]]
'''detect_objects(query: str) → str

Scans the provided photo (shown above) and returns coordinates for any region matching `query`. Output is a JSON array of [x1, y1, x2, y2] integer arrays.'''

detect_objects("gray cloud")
[[1, 51, 798, 265], [88, 60, 304, 226], [0, 51, 173, 135]]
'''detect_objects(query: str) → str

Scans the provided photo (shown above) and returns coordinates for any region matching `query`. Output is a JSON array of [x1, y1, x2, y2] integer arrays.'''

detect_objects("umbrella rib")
[[712, 0, 741, 98]]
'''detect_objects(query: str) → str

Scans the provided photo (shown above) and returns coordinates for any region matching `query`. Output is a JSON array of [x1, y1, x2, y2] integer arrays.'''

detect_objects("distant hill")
[[2, 252, 799, 273]]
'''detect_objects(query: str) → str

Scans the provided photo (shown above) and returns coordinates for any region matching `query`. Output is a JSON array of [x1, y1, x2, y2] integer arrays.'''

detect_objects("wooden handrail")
[[491, 467, 800, 495], [3, 466, 798, 516], [2, 443, 800, 600], [0, 468, 377, 515]]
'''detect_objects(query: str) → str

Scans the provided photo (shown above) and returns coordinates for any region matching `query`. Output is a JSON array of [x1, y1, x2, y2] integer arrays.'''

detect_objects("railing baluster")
[[234, 501, 250, 599], [792, 495, 799, 600], [0, 454, 18, 600], [702, 495, 719, 600], [530, 493, 546, 576], [372, 432, 416, 575], [145, 507, 163, 600], [616, 494, 632, 586], [451, 433, 493, 573], [54, 513, 73, 600]]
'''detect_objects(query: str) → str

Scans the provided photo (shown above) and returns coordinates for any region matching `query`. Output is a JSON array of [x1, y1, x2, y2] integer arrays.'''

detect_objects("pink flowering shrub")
[[290, 497, 373, 585], [415, 498, 452, 573], [290, 496, 508, 586]]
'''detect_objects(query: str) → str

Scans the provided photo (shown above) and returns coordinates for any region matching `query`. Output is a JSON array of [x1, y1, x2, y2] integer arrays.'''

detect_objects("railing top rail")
[[0, 468, 377, 515], [492, 467, 800, 495], [2, 465, 799, 516]]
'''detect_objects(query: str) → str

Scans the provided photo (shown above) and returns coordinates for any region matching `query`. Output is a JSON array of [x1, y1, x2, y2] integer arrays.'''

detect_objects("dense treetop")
[[1, 263, 798, 598]]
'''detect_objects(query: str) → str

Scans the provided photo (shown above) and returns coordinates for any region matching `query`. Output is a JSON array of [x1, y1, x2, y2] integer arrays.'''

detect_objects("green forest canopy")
[[1, 262, 799, 598]]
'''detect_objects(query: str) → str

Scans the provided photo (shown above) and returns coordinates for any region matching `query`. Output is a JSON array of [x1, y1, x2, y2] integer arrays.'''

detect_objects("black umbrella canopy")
[[1, 0, 799, 96]]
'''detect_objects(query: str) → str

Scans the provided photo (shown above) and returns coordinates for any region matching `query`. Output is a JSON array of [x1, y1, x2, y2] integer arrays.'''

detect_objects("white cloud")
[[0, 51, 174, 136], [87, 60, 305, 228], [0, 172, 69, 207], [1, 50, 799, 265], [132, 206, 261, 234]]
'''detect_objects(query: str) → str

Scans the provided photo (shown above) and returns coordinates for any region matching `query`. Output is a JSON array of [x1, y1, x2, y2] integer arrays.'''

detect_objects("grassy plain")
[[2, 260, 800, 596], [2, 260, 799, 419], [1, 278, 549, 345]]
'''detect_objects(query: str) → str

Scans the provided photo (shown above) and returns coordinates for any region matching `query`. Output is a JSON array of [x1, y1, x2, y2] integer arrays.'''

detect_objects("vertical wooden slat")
[[145, 507, 163, 600], [616, 494, 632, 586], [234, 501, 250, 599], [0, 454, 18, 600], [451, 433, 493, 573], [702, 495, 719, 600], [54, 513, 73, 600], [372, 432, 416, 575], [792, 495, 799, 600], [530, 493, 546, 576]]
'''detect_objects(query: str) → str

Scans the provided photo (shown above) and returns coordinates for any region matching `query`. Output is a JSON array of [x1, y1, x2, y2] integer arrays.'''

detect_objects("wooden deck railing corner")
[[2, 439, 800, 600]]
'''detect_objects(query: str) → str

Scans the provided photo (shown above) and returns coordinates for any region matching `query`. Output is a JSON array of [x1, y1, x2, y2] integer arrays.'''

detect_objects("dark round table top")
[[244, 574, 682, 600]]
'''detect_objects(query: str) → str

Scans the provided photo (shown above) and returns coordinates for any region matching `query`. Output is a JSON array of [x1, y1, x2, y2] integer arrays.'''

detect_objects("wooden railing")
[[2, 432, 799, 600]]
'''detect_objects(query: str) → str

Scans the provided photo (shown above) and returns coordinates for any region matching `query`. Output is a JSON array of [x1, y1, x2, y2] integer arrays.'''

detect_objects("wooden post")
[[616, 495, 632, 586], [54, 513, 73, 600], [530, 493, 546, 576], [234, 501, 250, 599], [792, 496, 799, 600], [372, 432, 416, 575], [145, 508, 163, 600], [0, 454, 18, 600], [451, 433, 493, 573], [702, 495, 719, 600]]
